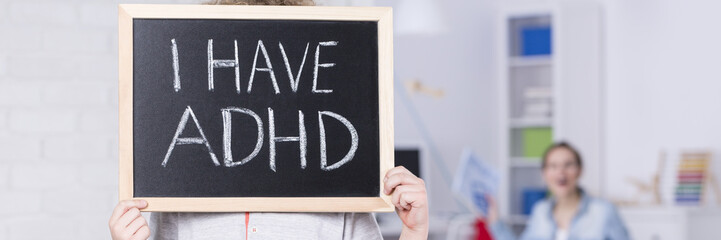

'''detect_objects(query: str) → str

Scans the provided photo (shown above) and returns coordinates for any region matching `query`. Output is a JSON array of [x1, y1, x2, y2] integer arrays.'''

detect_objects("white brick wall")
[[8, 110, 77, 133], [0, 56, 7, 76], [0, 165, 8, 188], [0, 191, 42, 215], [0, 0, 202, 239], [9, 3, 79, 26], [0, 137, 41, 160]]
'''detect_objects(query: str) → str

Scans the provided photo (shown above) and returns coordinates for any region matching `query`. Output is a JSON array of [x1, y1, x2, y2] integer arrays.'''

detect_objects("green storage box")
[[523, 127, 552, 158]]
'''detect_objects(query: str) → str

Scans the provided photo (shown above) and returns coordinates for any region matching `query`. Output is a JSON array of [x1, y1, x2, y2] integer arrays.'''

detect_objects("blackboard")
[[119, 5, 395, 212]]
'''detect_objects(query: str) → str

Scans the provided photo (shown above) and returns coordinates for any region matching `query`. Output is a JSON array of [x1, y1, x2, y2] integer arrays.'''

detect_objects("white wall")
[[602, 0, 721, 201], [376, 0, 501, 213], [0, 0, 196, 239]]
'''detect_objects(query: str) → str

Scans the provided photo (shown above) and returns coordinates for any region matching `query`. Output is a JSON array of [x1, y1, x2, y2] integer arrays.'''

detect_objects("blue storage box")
[[522, 188, 547, 215], [521, 26, 552, 56]]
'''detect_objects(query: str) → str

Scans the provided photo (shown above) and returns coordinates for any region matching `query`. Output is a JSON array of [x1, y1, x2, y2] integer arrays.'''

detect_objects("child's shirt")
[[149, 212, 383, 240]]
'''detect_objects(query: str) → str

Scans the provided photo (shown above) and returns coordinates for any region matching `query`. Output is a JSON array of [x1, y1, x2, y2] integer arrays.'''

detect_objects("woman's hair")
[[204, 0, 315, 5], [541, 141, 583, 169]]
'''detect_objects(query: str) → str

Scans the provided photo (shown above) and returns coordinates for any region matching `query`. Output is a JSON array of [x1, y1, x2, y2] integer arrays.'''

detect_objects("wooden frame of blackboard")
[[118, 4, 394, 212]]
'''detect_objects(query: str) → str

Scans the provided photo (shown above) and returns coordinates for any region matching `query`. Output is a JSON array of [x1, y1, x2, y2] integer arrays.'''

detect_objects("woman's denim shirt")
[[491, 191, 630, 240]]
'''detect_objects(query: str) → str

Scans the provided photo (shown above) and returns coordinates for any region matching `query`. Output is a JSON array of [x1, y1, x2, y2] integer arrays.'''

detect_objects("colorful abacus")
[[675, 152, 710, 205]]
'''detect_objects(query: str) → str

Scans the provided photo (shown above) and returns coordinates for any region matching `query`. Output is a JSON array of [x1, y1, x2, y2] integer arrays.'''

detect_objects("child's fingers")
[[391, 185, 410, 209], [110, 200, 147, 226], [400, 192, 426, 210], [131, 225, 151, 240], [383, 172, 424, 195], [126, 215, 148, 236], [391, 185, 425, 210], [116, 207, 142, 230], [384, 166, 413, 180], [400, 193, 412, 210]]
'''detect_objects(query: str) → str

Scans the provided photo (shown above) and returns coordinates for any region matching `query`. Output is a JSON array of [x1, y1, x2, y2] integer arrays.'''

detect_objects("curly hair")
[[204, 0, 315, 6]]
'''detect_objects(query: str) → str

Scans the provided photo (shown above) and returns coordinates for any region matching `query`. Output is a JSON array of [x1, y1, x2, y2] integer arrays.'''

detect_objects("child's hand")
[[109, 200, 150, 240], [383, 166, 429, 239]]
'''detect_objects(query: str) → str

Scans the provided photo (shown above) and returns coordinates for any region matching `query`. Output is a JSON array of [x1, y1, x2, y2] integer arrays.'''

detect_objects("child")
[[110, 1, 427, 238], [109, 166, 428, 239]]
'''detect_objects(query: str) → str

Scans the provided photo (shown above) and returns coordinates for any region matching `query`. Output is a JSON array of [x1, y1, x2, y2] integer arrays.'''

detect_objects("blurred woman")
[[487, 142, 629, 240]]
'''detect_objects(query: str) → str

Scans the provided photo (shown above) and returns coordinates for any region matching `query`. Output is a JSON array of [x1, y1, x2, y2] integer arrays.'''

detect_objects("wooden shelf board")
[[509, 55, 552, 67], [509, 117, 552, 128], [510, 157, 542, 168]]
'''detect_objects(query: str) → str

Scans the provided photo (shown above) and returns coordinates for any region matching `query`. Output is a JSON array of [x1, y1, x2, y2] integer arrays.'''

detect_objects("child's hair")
[[204, 0, 315, 5], [541, 141, 583, 169]]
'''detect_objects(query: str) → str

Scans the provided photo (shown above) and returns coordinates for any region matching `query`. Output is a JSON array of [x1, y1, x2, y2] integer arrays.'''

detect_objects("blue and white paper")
[[452, 148, 500, 216]]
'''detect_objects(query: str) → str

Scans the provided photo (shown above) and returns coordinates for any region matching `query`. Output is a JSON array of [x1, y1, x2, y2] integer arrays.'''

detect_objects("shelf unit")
[[509, 117, 553, 128], [498, 1, 603, 235], [511, 157, 542, 168]]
